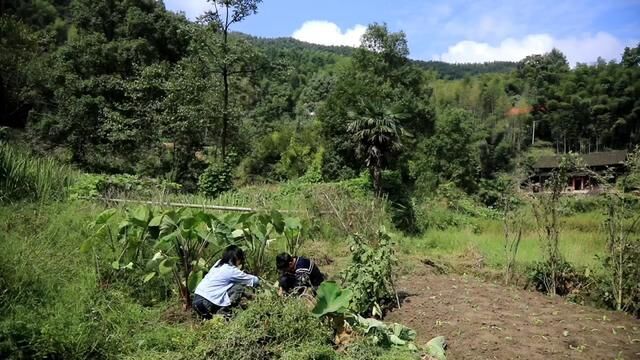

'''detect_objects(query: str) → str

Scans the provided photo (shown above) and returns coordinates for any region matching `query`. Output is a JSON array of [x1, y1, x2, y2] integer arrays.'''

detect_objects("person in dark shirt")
[[276, 252, 324, 296]]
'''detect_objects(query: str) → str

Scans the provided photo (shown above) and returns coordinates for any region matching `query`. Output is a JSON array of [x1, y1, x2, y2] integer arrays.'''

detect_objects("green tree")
[[414, 108, 479, 193], [320, 23, 434, 181], [348, 105, 407, 196], [202, 0, 263, 159]]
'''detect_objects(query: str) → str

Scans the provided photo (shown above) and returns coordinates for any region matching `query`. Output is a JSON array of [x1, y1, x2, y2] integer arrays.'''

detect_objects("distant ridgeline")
[[240, 33, 518, 79]]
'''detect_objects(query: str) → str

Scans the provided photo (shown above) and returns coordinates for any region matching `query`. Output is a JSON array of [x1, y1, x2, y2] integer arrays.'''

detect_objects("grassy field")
[[0, 176, 622, 359], [397, 211, 606, 269]]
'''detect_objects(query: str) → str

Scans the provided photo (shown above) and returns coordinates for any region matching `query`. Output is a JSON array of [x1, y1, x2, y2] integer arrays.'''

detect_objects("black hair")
[[276, 252, 293, 271], [216, 245, 245, 267]]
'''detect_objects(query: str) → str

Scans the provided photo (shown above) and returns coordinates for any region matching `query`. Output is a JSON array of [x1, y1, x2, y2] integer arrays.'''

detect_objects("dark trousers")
[[192, 284, 246, 319]]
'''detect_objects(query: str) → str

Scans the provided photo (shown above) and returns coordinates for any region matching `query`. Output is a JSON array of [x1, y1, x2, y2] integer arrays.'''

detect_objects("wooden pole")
[[80, 196, 342, 215]]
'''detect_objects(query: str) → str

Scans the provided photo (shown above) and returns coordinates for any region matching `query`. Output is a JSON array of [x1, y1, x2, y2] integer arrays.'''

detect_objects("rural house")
[[529, 150, 628, 193]]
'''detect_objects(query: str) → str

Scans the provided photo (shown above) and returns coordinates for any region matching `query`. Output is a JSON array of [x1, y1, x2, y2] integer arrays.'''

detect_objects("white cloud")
[[435, 32, 628, 65], [164, 0, 210, 20], [292, 21, 366, 47]]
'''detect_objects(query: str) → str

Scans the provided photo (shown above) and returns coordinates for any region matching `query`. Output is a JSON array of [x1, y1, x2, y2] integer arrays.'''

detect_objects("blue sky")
[[164, 0, 640, 65]]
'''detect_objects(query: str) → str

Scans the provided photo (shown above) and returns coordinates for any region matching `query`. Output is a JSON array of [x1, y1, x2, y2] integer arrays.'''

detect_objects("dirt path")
[[386, 271, 640, 359]]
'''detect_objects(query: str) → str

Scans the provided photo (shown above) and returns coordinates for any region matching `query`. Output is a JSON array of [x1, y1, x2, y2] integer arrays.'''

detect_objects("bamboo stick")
[[80, 196, 339, 214]]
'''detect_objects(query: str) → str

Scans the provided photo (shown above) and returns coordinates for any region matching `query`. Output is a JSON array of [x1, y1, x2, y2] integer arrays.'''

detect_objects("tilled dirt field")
[[386, 271, 640, 359]]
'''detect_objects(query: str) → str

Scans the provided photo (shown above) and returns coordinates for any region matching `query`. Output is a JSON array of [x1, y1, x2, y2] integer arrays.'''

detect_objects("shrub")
[[527, 259, 589, 296], [199, 156, 235, 198], [337, 171, 373, 198], [342, 228, 397, 316], [68, 173, 181, 200], [380, 170, 418, 233]]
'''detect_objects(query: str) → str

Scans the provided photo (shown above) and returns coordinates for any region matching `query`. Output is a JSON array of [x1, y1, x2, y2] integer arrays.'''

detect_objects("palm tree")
[[347, 104, 407, 196]]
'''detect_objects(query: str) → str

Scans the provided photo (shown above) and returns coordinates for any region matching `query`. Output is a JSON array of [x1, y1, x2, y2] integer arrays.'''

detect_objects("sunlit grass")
[[397, 211, 606, 269], [0, 144, 77, 203]]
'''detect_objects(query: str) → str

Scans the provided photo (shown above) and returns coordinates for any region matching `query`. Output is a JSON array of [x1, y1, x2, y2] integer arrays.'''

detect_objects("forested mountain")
[[244, 34, 518, 79], [1, 0, 639, 199]]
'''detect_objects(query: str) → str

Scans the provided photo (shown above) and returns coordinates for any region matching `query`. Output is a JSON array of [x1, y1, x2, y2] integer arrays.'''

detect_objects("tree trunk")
[[371, 166, 382, 197], [221, 26, 229, 159]]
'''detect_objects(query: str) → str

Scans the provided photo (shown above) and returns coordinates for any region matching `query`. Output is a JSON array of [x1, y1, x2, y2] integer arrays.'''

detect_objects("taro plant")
[[234, 210, 283, 276], [311, 281, 426, 352], [84, 206, 238, 308], [311, 280, 354, 346], [84, 206, 303, 308], [282, 216, 308, 256], [143, 209, 239, 308]]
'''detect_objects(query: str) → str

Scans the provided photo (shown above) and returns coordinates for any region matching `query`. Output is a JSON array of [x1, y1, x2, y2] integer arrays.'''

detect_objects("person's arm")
[[229, 267, 260, 287]]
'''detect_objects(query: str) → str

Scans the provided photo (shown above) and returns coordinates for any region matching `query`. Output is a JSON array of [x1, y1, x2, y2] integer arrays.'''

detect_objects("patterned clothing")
[[279, 256, 324, 293]]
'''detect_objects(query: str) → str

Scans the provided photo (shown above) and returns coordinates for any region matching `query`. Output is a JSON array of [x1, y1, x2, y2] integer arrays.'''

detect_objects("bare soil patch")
[[387, 270, 640, 359]]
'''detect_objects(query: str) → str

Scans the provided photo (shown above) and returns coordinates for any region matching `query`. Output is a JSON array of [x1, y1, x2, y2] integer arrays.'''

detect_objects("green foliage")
[[282, 216, 309, 256], [312, 281, 354, 318], [199, 155, 235, 198], [342, 228, 397, 315], [527, 259, 588, 296], [380, 170, 418, 233], [414, 183, 498, 232], [84, 206, 239, 306], [196, 295, 332, 360], [337, 171, 374, 198], [69, 173, 181, 199], [0, 144, 76, 203], [413, 108, 480, 194], [354, 316, 417, 350]]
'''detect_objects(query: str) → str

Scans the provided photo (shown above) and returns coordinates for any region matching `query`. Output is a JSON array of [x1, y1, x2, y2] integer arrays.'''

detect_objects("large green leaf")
[[149, 214, 164, 227], [270, 210, 285, 233], [425, 336, 447, 360], [159, 258, 176, 275], [187, 270, 203, 292], [311, 281, 353, 318], [92, 209, 116, 227], [284, 217, 302, 230], [128, 206, 151, 228], [143, 272, 156, 283]]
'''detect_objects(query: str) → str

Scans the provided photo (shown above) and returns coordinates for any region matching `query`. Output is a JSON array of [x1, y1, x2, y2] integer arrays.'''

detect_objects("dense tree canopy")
[[1, 0, 639, 204]]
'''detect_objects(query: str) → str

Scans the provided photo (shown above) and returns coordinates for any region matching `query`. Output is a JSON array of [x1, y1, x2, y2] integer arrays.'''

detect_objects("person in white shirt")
[[192, 245, 259, 319]]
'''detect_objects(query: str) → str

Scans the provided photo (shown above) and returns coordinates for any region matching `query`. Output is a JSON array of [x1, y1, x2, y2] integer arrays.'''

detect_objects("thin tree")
[[202, 0, 262, 159]]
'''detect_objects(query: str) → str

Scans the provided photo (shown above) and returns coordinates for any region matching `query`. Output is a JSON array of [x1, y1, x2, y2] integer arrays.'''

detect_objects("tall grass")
[[397, 210, 606, 269], [0, 144, 77, 203]]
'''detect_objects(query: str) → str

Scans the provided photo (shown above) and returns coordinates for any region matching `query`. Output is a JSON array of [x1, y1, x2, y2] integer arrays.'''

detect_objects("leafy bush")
[[380, 170, 418, 233], [561, 196, 607, 214], [69, 173, 181, 199], [296, 146, 325, 184], [199, 155, 235, 198], [527, 259, 589, 296], [342, 228, 397, 315], [337, 171, 373, 198]]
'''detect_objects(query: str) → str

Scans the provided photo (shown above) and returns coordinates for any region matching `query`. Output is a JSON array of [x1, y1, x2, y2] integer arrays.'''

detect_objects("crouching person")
[[192, 245, 259, 319], [276, 253, 324, 297]]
